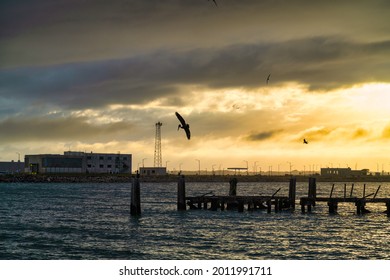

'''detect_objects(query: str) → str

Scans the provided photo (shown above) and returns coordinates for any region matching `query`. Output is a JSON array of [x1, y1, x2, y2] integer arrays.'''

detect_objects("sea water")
[[1, 181, 389, 260]]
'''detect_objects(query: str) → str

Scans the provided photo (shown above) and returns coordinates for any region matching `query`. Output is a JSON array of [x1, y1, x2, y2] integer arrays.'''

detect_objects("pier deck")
[[186, 195, 294, 212]]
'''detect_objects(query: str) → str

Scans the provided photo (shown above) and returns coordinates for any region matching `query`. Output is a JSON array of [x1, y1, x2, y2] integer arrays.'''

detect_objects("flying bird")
[[175, 112, 191, 140], [303, 139, 308, 144], [208, 0, 218, 7], [266, 74, 271, 84]]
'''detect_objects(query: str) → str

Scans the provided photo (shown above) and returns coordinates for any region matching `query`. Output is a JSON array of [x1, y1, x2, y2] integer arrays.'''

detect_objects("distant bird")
[[208, 0, 218, 7], [232, 104, 240, 110], [266, 74, 271, 84], [303, 139, 308, 144], [175, 112, 191, 140]]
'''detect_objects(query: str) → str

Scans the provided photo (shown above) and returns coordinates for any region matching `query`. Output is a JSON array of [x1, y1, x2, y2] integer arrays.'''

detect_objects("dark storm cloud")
[[1, 36, 389, 111], [0, 116, 134, 143]]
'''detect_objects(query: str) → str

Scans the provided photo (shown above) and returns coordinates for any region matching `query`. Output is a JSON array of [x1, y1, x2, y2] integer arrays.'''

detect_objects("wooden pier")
[[130, 174, 390, 217], [300, 181, 390, 216], [183, 177, 297, 213]]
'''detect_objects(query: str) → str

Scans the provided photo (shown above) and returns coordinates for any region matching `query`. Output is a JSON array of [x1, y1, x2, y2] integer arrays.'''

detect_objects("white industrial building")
[[25, 151, 132, 174]]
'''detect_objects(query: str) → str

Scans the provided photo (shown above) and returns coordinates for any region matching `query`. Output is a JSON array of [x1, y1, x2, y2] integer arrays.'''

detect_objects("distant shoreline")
[[1, 173, 390, 183]]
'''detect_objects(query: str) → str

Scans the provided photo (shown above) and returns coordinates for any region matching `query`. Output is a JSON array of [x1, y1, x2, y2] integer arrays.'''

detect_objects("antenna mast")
[[154, 122, 163, 167]]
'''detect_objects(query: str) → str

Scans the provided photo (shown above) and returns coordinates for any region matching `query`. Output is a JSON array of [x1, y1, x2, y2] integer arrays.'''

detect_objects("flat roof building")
[[0, 161, 25, 174], [320, 167, 369, 177], [25, 151, 132, 174]]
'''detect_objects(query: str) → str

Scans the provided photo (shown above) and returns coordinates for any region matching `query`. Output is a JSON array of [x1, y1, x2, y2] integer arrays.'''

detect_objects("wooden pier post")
[[308, 177, 316, 206], [330, 184, 335, 198], [220, 200, 225, 211], [350, 183, 354, 198], [363, 184, 366, 198], [177, 175, 186, 211], [356, 200, 363, 215], [328, 199, 338, 214], [344, 184, 347, 200], [289, 177, 296, 209], [274, 198, 279, 212], [130, 173, 141, 216], [210, 197, 218, 211], [267, 200, 272, 213], [373, 185, 381, 199], [386, 202, 390, 217], [238, 201, 244, 212], [229, 178, 237, 196]]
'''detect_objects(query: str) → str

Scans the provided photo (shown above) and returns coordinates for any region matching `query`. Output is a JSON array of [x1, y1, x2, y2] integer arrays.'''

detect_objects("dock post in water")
[[308, 177, 317, 201], [130, 172, 141, 216], [307, 177, 317, 212], [328, 199, 338, 214], [344, 184, 347, 200], [350, 183, 354, 198], [229, 177, 237, 196], [177, 175, 186, 211], [227, 177, 238, 210], [386, 202, 390, 217], [289, 177, 296, 209], [373, 185, 381, 199]]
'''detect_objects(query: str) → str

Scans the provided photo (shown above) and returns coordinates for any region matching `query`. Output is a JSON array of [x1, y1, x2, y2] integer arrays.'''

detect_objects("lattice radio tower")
[[154, 122, 163, 167]]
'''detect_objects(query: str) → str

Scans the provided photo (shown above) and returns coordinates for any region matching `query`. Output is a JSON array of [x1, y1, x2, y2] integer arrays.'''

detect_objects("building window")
[[108, 157, 112, 160], [99, 164, 104, 168], [107, 165, 112, 168], [87, 164, 92, 168], [87, 156, 92, 160], [99, 156, 104, 160]]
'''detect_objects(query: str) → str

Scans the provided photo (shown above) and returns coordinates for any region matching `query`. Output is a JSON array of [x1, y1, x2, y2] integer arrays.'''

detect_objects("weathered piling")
[[350, 183, 354, 198], [289, 177, 296, 209], [229, 178, 237, 196], [386, 202, 390, 217], [177, 175, 186, 211], [227, 177, 238, 210], [328, 199, 338, 214], [130, 173, 141, 216], [308, 177, 316, 201], [330, 184, 335, 198], [344, 184, 347, 199], [373, 185, 381, 199]]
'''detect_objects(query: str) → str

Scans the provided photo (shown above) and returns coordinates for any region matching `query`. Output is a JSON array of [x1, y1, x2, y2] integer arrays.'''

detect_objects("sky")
[[1, 0, 390, 173]]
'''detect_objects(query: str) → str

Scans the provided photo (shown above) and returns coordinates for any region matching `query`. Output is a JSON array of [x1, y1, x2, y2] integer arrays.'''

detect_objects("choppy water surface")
[[1, 181, 389, 259]]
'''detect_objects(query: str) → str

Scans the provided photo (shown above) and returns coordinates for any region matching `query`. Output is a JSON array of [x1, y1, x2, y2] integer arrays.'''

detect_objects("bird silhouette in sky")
[[266, 74, 271, 84], [209, 0, 218, 7], [175, 112, 191, 140], [303, 139, 308, 144]]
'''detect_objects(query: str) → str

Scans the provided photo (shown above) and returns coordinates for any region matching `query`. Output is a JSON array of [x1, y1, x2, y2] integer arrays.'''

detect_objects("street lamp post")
[[195, 159, 200, 175], [142, 158, 147, 167]]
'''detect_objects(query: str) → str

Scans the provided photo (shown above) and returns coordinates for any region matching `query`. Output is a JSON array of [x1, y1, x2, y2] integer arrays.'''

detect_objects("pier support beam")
[[229, 178, 237, 196], [267, 200, 272, 213], [177, 175, 186, 211], [238, 201, 244, 212], [328, 199, 338, 214], [308, 177, 317, 206], [210, 198, 218, 211], [289, 178, 296, 209], [130, 173, 141, 216], [356, 200, 366, 215]]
